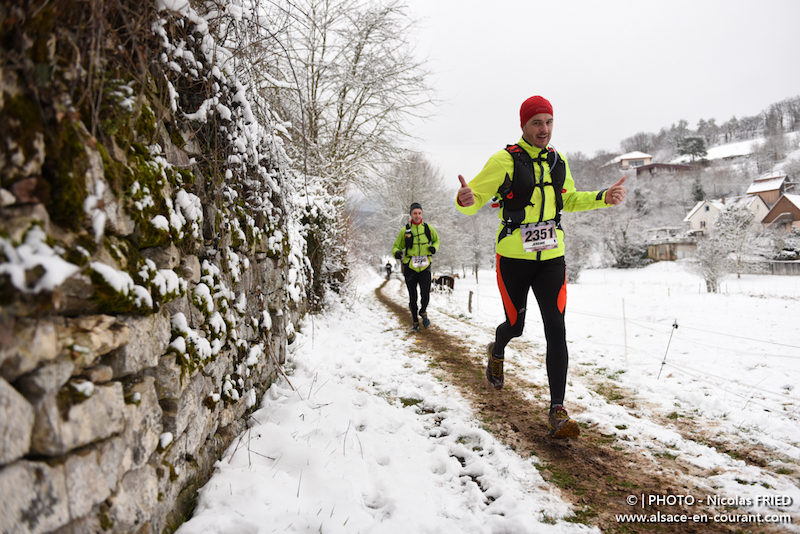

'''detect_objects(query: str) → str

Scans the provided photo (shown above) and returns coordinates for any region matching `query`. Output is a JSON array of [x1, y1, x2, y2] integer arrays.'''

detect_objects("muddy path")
[[376, 280, 795, 533]]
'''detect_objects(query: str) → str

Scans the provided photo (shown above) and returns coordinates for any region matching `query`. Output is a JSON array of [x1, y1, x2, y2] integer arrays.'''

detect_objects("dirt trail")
[[376, 280, 794, 534]]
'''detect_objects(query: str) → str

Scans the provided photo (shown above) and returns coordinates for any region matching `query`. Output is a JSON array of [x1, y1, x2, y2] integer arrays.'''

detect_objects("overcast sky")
[[401, 0, 800, 187]]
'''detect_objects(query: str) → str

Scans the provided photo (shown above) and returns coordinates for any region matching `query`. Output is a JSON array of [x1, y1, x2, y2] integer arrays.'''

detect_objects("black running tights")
[[403, 265, 431, 323], [494, 255, 568, 406]]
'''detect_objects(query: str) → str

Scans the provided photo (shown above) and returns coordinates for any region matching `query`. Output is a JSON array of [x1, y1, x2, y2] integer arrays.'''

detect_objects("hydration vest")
[[404, 222, 432, 250], [496, 144, 567, 242]]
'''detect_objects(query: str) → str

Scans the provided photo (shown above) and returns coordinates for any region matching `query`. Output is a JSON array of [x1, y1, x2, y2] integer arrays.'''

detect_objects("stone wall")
[[0, 232, 299, 534], [1, 2, 309, 532]]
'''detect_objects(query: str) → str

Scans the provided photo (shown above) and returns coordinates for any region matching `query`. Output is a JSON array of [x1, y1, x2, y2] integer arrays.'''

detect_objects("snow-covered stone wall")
[[0, 1, 312, 532]]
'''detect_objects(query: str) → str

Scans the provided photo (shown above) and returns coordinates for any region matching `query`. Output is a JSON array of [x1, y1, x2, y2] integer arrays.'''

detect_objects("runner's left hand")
[[605, 176, 627, 205]]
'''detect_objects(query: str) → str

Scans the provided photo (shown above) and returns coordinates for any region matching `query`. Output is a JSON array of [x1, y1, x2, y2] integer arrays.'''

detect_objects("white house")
[[683, 195, 770, 236], [603, 151, 653, 170]]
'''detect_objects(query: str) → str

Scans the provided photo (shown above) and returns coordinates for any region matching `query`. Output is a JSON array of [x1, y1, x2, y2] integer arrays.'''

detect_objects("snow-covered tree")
[[677, 136, 707, 163], [752, 133, 789, 173], [598, 178, 651, 269], [620, 132, 657, 154], [692, 177, 705, 202], [264, 0, 433, 192], [693, 235, 729, 293], [256, 0, 434, 295], [715, 204, 759, 278]]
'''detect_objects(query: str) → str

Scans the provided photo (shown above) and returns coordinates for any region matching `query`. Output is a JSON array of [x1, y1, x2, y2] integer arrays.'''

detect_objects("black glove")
[[394, 250, 402, 259], [428, 246, 436, 254]]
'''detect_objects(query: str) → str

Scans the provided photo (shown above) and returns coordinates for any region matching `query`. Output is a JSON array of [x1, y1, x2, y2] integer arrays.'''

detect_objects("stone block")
[[123, 376, 162, 469], [160, 372, 212, 439], [16, 360, 74, 397], [0, 317, 59, 381], [148, 354, 185, 401], [65, 448, 110, 519], [55, 274, 102, 317], [79, 364, 113, 384], [0, 377, 34, 465], [106, 311, 170, 378], [31, 381, 125, 456], [63, 315, 131, 370], [0, 460, 69, 534], [97, 436, 129, 493], [50, 514, 104, 534], [141, 242, 181, 270], [107, 466, 158, 532], [177, 254, 201, 284], [0, 203, 51, 243], [183, 409, 217, 459]]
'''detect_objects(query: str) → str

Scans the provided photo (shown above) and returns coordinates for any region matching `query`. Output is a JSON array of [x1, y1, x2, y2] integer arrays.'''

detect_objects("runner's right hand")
[[457, 175, 475, 207]]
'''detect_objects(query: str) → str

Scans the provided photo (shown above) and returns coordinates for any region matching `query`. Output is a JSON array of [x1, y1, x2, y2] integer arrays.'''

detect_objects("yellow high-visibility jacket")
[[455, 137, 611, 261], [392, 221, 440, 273]]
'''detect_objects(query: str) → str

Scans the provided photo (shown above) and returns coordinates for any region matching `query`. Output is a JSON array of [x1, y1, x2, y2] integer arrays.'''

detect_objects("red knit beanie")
[[520, 96, 553, 128]]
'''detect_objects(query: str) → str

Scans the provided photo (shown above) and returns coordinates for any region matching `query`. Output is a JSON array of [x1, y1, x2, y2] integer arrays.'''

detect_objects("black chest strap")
[[404, 222, 432, 250], [496, 145, 567, 243]]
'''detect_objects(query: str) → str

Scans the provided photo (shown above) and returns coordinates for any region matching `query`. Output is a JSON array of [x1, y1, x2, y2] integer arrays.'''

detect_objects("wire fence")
[[433, 282, 800, 422]]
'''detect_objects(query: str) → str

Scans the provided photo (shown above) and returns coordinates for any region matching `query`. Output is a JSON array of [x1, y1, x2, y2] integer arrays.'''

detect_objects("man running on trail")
[[455, 95, 626, 438], [392, 203, 441, 332]]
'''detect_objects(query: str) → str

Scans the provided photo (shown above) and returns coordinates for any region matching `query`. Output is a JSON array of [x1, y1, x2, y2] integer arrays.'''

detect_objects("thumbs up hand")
[[605, 176, 627, 205], [457, 175, 475, 207]]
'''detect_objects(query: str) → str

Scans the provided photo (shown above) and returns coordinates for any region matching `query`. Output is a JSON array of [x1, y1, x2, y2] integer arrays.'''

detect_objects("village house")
[[746, 172, 788, 207], [645, 227, 697, 261], [603, 151, 653, 170], [635, 162, 693, 177], [761, 194, 800, 231], [683, 195, 770, 236]]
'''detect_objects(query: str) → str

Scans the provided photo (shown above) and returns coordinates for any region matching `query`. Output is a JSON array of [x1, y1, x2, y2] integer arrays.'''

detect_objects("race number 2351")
[[521, 221, 558, 252]]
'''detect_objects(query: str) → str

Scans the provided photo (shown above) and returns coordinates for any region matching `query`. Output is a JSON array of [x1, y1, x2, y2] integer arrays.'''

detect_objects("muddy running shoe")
[[420, 312, 431, 328], [410, 321, 420, 332], [485, 342, 504, 390], [547, 405, 580, 439]]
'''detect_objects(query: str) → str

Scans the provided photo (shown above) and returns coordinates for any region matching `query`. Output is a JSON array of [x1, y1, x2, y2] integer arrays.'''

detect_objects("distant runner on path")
[[392, 203, 440, 332], [455, 95, 627, 438]]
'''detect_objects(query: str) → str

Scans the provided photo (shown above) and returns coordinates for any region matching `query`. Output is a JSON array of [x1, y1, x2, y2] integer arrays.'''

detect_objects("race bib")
[[411, 255, 429, 268], [520, 221, 558, 252]]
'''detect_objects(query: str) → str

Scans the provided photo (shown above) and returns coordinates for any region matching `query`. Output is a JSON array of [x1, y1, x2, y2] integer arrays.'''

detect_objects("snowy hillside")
[[671, 132, 800, 164], [177, 262, 800, 533]]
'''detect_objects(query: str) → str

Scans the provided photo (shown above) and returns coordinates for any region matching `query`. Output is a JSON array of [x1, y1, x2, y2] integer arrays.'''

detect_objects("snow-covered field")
[[177, 261, 800, 533]]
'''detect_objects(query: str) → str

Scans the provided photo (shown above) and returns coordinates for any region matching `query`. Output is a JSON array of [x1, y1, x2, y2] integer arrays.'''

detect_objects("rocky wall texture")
[[0, 1, 311, 532]]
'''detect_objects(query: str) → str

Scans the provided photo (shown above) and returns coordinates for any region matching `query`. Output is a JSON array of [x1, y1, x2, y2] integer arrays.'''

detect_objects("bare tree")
[[243, 0, 434, 294], [715, 204, 758, 278], [783, 96, 800, 132], [599, 189, 650, 269], [721, 116, 740, 143], [620, 132, 656, 154], [783, 158, 800, 194], [752, 133, 789, 173], [266, 0, 434, 194], [693, 235, 729, 293]]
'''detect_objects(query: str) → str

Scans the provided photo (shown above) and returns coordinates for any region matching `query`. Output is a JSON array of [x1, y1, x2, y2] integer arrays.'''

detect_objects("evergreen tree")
[[677, 136, 708, 163], [692, 178, 705, 202]]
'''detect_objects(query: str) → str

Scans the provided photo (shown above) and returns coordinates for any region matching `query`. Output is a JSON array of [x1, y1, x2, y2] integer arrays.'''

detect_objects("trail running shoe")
[[420, 312, 431, 328], [411, 321, 420, 332], [485, 342, 504, 390], [547, 405, 580, 439]]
